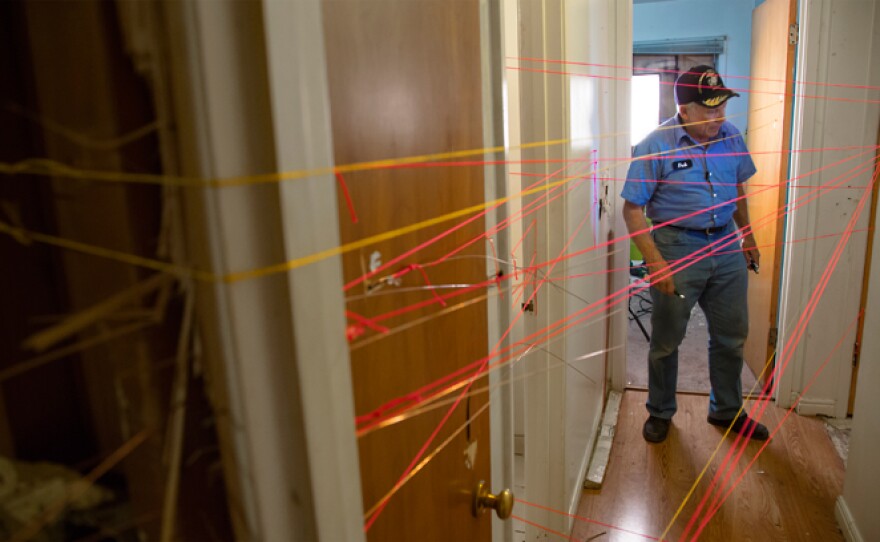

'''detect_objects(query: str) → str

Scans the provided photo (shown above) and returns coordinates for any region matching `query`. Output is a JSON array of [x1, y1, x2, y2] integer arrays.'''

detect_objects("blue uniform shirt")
[[621, 115, 756, 229]]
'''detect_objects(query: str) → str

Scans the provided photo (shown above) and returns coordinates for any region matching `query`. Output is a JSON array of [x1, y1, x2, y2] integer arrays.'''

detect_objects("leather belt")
[[656, 222, 729, 235]]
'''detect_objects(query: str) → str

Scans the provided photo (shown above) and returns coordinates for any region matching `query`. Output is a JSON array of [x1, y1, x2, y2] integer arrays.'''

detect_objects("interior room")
[[0, 0, 878, 541]]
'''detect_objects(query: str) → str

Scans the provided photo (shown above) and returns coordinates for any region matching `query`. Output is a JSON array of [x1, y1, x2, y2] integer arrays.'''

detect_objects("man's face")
[[679, 102, 727, 143]]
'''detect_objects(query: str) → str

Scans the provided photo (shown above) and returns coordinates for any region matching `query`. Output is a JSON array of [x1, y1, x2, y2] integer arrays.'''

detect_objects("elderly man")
[[621, 65, 768, 443]]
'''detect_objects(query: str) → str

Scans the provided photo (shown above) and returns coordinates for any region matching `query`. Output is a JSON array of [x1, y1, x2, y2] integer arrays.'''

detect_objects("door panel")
[[323, 1, 492, 540], [744, 0, 796, 386]]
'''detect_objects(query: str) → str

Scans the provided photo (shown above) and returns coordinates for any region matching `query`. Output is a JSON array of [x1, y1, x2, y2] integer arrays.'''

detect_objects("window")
[[632, 53, 719, 126], [631, 74, 660, 146]]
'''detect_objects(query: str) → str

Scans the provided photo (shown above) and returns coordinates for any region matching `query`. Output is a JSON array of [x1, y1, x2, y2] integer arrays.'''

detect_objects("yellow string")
[[0, 137, 575, 188], [0, 110, 773, 284], [657, 353, 775, 541], [0, 104, 765, 188], [0, 220, 219, 282]]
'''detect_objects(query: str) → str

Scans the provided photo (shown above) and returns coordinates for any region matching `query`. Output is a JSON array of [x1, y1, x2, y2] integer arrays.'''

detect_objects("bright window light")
[[631, 74, 660, 146]]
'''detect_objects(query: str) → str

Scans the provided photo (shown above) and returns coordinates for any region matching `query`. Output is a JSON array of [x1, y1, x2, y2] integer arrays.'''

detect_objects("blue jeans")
[[647, 222, 748, 421]]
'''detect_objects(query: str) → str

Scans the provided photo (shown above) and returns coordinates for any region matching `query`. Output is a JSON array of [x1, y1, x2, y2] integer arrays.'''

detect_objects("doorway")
[[625, 0, 789, 396]]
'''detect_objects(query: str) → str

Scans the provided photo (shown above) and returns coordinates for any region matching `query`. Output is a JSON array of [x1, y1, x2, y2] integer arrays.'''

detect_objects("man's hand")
[[742, 234, 760, 273], [645, 257, 677, 296], [734, 185, 760, 273], [622, 201, 681, 297]]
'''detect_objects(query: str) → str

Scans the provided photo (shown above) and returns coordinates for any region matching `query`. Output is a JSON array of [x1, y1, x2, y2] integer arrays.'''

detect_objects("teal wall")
[[634, 0, 756, 134]]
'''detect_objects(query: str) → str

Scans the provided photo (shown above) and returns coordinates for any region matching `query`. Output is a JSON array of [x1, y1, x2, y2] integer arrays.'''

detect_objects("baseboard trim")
[[795, 397, 837, 417], [836, 496, 864, 542], [583, 390, 623, 490]]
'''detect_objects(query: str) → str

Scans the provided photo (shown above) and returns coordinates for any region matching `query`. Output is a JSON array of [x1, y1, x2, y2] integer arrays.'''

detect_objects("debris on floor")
[[822, 416, 852, 466], [0, 455, 116, 541]]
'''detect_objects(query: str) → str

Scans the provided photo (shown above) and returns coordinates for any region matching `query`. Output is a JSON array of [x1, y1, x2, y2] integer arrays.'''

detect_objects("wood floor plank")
[[572, 391, 845, 541]]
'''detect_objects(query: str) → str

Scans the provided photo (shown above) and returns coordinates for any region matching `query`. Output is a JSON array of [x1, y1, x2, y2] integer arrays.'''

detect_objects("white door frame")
[[481, 0, 517, 540], [776, 0, 880, 417], [164, 0, 364, 539], [504, 0, 632, 537]]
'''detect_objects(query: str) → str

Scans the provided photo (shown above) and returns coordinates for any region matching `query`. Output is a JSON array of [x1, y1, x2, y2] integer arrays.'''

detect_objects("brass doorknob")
[[472, 480, 515, 520]]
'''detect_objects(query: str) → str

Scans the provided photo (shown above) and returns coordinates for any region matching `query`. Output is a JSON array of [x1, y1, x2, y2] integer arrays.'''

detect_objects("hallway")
[[573, 391, 845, 541]]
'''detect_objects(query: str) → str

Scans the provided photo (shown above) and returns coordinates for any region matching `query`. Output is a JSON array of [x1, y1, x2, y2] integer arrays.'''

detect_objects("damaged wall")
[[0, 0, 234, 539]]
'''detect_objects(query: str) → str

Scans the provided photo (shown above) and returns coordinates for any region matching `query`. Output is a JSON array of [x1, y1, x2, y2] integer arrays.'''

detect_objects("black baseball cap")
[[674, 65, 740, 108]]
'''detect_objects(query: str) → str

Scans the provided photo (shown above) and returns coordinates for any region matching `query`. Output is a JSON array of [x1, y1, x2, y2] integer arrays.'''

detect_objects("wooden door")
[[744, 0, 797, 387], [323, 1, 494, 541]]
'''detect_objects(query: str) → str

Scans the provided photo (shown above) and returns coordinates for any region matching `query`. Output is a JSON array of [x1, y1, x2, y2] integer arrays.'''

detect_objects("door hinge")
[[789, 23, 799, 45], [768, 327, 778, 348]]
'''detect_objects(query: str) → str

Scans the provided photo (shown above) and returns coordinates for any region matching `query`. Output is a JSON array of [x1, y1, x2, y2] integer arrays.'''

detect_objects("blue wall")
[[634, 0, 756, 133]]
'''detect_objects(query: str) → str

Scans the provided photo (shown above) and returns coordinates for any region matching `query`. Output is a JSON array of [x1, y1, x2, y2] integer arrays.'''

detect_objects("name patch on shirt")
[[671, 159, 694, 171]]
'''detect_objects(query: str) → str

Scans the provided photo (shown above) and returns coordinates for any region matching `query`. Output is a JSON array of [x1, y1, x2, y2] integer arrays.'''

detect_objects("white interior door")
[[505, 0, 631, 537]]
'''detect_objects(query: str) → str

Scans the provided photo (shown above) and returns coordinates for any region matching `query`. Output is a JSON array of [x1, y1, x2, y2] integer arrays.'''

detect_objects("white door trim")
[[261, 0, 366, 540], [776, 0, 878, 416], [165, 0, 364, 539]]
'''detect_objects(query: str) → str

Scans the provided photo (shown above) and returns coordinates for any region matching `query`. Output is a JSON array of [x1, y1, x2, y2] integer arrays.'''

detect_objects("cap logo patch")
[[698, 69, 721, 93], [676, 65, 739, 107], [702, 95, 726, 107]]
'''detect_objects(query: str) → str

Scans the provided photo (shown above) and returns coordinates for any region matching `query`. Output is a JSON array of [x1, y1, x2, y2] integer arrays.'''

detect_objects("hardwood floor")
[[572, 391, 845, 542]]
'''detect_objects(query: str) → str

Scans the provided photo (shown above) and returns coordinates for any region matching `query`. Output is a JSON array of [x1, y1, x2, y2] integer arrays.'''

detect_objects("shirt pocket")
[[712, 159, 740, 193]]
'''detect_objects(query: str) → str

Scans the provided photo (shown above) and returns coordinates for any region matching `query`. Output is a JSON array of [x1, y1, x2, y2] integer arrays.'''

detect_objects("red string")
[[369, 278, 493, 325], [349, 159, 575, 293], [512, 218, 538, 256], [346, 325, 365, 342], [345, 144, 876, 294], [333, 145, 877, 176], [516, 499, 663, 540], [423, 164, 576, 269], [528, 148, 880, 274], [335, 171, 359, 224], [345, 310, 389, 334], [354, 152, 879, 439], [343, 197, 497, 292], [355, 208, 812, 433], [391, 263, 447, 307], [509, 514, 572, 541], [345, 310, 389, 342], [513, 56, 880, 93], [364, 161, 592, 531], [507, 64, 880, 106], [689, 312, 862, 540], [681, 160, 880, 540], [487, 238, 502, 294], [358, 153, 879, 528], [513, 313, 861, 542], [350, 160, 580, 292], [679, 159, 879, 540], [358, 166, 585, 434]]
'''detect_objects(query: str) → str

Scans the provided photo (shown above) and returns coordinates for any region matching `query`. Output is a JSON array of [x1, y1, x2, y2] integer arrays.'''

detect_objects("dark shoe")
[[643, 416, 671, 443], [707, 414, 769, 441]]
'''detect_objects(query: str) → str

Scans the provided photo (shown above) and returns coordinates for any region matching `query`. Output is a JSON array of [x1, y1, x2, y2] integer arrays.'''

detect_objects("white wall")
[[777, 0, 880, 419], [838, 181, 880, 540], [633, 0, 755, 133], [505, 0, 630, 537], [831, 3, 880, 540], [563, 0, 632, 523]]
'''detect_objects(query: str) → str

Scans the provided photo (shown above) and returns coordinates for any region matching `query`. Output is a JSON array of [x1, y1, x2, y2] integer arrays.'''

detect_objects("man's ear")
[[677, 104, 690, 121]]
